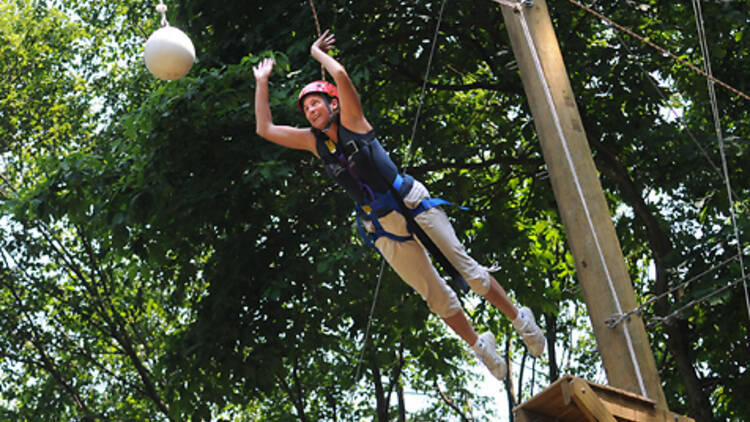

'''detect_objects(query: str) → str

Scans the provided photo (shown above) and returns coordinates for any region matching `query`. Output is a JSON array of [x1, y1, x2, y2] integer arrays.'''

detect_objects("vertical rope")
[[156, 2, 169, 27], [351, 0, 447, 387], [308, 0, 326, 81], [514, 2, 649, 399], [691, 0, 750, 322], [353, 259, 386, 384], [403, 0, 448, 170]]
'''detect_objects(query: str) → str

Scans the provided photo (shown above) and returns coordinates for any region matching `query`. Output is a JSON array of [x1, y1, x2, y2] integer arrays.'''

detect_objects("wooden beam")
[[514, 375, 695, 422], [496, 0, 667, 407], [569, 378, 618, 422]]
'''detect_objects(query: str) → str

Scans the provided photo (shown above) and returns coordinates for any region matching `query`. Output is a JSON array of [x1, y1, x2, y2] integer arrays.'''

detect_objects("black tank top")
[[314, 124, 414, 209]]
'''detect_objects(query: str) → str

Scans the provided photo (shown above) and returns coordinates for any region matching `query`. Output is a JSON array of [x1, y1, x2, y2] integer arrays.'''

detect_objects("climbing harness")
[[313, 126, 471, 293]]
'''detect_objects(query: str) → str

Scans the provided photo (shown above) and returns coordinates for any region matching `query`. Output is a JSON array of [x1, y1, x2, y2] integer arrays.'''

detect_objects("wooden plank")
[[514, 409, 536, 422], [514, 376, 696, 422], [569, 378, 618, 422]]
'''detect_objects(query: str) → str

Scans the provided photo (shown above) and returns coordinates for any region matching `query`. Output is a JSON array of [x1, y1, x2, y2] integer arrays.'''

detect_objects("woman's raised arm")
[[253, 58, 318, 155], [310, 31, 372, 134]]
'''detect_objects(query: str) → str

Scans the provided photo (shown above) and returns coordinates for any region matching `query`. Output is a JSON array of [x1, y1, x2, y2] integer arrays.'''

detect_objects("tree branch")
[[276, 371, 309, 422], [436, 382, 473, 422]]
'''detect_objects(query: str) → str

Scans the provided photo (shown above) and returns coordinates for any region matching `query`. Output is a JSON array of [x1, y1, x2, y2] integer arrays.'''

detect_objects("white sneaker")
[[472, 332, 507, 380], [512, 306, 545, 357]]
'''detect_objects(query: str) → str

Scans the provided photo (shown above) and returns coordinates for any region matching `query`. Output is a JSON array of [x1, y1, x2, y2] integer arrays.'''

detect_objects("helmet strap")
[[321, 96, 338, 133]]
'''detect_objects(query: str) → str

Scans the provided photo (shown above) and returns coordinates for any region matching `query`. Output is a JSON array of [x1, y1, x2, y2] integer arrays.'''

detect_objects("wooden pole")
[[495, 0, 668, 407]]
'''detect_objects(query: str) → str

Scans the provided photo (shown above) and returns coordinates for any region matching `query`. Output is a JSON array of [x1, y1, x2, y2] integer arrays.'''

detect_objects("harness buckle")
[[344, 140, 360, 157]]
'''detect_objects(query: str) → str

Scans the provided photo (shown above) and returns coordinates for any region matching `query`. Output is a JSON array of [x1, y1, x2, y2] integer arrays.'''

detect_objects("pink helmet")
[[297, 80, 338, 113]]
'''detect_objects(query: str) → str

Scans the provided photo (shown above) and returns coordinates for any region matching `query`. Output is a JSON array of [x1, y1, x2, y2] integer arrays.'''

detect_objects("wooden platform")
[[513, 375, 694, 422]]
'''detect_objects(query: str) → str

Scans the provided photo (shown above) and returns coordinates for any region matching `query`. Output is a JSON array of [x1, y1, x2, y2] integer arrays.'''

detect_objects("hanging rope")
[[350, 0, 448, 386], [403, 0, 448, 171], [691, 0, 750, 323], [308, 0, 326, 81], [156, 2, 169, 27], [353, 259, 386, 384], [511, 0, 650, 399], [565, 0, 750, 103]]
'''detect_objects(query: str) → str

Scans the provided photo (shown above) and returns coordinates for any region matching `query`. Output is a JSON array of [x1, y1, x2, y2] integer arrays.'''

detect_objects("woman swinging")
[[253, 30, 545, 380]]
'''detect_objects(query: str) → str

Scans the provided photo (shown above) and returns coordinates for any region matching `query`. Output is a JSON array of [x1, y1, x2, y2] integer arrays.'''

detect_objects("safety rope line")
[[307, 0, 325, 81], [606, 249, 745, 328], [351, 0, 448, 387], [353, 259, 386, 384], [404, 0, 448, 171], [691, 0, 750, 323], [648, 273, 749, 328], [566, 0, 750, 103], [513, 2, 649, 399]]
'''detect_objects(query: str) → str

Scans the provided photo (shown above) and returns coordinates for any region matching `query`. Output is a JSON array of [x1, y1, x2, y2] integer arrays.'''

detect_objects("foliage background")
[[0, 0, 747, 420]]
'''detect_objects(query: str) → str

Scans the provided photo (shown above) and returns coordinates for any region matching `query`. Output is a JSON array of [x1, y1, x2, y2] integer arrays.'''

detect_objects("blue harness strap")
[[317, 130, 471, 295], [355, 175, 467, 270]]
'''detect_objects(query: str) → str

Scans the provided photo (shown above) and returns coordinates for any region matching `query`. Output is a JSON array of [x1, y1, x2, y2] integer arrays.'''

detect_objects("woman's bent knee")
[[467, 268, 491, 296]]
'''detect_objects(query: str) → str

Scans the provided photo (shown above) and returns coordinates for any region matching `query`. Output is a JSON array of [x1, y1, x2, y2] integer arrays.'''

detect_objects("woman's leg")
[[443, 311, 507, 380], [374, 212, 463, 321], [482, 275, 518, 320], [413, 206, 545, 357], [442, 311, 478, 345], [372, 212, 507, 379]]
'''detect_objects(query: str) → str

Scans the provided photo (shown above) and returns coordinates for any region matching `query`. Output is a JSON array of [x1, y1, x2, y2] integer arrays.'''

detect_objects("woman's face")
[[302, 94, 338, 130]]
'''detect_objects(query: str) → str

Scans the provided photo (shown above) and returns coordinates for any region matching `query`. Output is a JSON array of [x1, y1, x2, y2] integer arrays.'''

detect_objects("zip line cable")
[[565, 0, 750, 103], [649, 273, 750, 328], [606, 249, 747, 328], [691, 0, 750, 323]]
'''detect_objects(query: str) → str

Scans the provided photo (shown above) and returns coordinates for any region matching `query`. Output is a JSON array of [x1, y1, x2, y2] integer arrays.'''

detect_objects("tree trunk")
[[397, 378, 406, 422], [503, 334, 517, 422], [544, 312, 559, 383], [664, 320, 715, 422], [371, 355, 389, 422], [276, 360, 309, 422]]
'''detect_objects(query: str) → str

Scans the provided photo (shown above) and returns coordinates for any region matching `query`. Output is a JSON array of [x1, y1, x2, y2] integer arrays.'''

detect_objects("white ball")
[[144, 26, 196, 81]]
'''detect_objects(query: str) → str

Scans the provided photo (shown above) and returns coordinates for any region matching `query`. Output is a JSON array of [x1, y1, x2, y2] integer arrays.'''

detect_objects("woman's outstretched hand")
[[310, 29, 336, 57], [253, 57, 275, 81]]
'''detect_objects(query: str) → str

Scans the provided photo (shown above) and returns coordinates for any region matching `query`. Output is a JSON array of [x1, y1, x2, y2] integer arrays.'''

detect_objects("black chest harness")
[[314, 125, 469, 293]]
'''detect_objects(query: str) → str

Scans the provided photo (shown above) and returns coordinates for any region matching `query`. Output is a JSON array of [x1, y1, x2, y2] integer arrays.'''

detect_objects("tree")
[[1, 0, 747, 420]]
